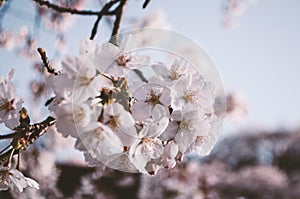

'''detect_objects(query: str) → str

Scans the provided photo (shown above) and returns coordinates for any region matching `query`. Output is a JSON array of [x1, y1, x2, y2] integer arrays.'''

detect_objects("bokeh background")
[[0, 0, 300, 198]]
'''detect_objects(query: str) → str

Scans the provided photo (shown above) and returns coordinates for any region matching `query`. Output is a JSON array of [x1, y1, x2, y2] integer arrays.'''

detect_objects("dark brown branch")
[[99, 0, 115, 30], [33, 0, 129, 45], [37, 47, 60, 76], [143, 0, 151, 9], [0, 116, 56, 166], [27, 116, 56, 145], [110, 0, 127, 45], [45, 96, 55, 106], [89, 0, 120, 40], [32, 0, 123, 41], [0, 133, 15, 139], [32, 0, 100, 15], [0, 149, 14, 166]]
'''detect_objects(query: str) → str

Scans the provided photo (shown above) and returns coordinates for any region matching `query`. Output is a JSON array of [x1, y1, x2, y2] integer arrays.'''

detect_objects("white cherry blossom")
[[161, 141, 179, 169], [129, 107, 169, 174], [48, 73, 73, 98], [103, 103, 137, 147], [72, 61, 100, 104], [50, 100, 95, 138], [55, 39, 111, 103], [129, 137, 163, 174], [98, 36, 149, 77], [0, 68, 23, 129], [174, 73, 214, 110], [174, 109, 204, 154], [0, 167, 39, 192], [192, 133, 216, 156], [139, 106, 169, 138], [79, 39, 99, 56], [79, 122, 123, 160], [159, 109, 181, 141], [150, 58, 189, 86], [105, 152, 138, 173], [144, 159, 161, 175], [131, 83, 171, 122]]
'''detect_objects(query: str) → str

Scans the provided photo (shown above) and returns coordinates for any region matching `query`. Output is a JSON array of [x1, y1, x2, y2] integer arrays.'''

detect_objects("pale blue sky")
[[0, 0, 299, 134]]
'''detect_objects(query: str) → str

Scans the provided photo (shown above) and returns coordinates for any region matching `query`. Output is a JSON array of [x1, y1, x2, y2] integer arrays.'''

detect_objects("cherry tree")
[[0, 0, 255, 196]]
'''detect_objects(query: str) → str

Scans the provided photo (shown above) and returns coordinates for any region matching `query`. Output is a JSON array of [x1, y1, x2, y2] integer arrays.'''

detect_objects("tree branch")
[[109, 0, 127, 45], [37, 47, 60, 76], [99, 0, 115, 30], [0, 116, 56, 166], [143, 0, 151, 9], [0, 133, 15, 140], [32, 0, 100, 15], [27, 116, 56, 145], [89, 0, 120, 40], [33, 0, 128, 43]]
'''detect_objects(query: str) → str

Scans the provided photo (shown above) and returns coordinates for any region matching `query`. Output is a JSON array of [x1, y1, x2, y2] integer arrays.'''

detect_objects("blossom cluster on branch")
[[0, 0, 235, 194], [0, 69, 57, 192], [47, 35, 218, 175]]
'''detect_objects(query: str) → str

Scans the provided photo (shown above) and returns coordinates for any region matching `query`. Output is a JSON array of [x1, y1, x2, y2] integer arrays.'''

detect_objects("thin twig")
[[98, 0, 114, 30], [33, 0, 128, 44], [89, 0, 120, 40], [0, 132, 15, 139], [133, 69, 148, 83], [110, 0, 127, 45], [32, 0, 121, 40], [0, 149, 14, 167], [0, 145, 10, 155], [37, 47, 60, 75], [32, 0, 100, 15], [45, 96, 55, 106]]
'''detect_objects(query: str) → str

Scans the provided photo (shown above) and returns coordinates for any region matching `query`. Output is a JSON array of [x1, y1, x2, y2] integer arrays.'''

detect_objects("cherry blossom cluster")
[[48, 36, 217, 175], [0, 70, 40, 192]]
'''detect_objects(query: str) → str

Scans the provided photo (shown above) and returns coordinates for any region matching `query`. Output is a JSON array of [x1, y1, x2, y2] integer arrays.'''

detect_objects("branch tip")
[[37, 47, 60, 76]]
